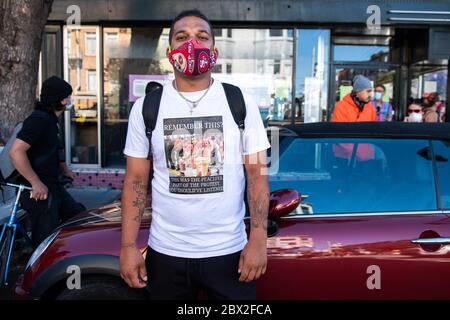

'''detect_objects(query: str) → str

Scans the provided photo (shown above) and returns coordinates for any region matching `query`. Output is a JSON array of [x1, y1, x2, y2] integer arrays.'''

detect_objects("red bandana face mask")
[[168, 39, 218, 76]]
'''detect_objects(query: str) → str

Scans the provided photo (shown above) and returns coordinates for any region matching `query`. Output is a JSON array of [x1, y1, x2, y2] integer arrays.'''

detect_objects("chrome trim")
[[389, 17, 450, 22], [411, 238, 450, 245], [388, 10, 450, 15], [280, 210, 443, 219], [25, 229, 60, 271]]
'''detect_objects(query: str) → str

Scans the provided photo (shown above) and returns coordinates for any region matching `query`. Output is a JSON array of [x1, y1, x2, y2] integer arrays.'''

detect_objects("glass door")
[[330, 64, 399, 121], [63, 26, 101, 167]]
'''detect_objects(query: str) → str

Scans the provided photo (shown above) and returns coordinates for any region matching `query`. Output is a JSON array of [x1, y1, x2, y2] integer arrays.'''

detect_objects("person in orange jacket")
[[332, 75, 377, 161], [332, 75, 377, 122]]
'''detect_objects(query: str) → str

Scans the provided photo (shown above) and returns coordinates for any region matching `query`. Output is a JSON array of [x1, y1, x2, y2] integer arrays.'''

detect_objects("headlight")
[[25, 229, 60, 271]]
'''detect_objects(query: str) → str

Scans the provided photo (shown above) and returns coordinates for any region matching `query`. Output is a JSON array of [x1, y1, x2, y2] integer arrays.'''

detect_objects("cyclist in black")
[[9, 76, 85, 248]]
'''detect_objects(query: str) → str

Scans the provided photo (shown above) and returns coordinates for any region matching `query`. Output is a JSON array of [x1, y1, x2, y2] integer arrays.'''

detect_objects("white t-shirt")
[[124, 79, 270, 258]]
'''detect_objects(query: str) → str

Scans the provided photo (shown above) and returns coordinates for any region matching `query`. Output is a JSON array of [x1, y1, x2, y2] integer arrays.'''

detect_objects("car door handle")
[[411, 237, 450, 245]]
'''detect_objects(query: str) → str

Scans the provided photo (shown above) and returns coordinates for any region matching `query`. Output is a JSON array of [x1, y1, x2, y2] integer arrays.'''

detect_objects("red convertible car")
[[15, 122, 450, 299]]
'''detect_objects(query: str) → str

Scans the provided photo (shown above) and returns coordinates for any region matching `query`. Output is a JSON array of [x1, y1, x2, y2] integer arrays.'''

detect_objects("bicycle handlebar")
[[0, 181, 33, 191]]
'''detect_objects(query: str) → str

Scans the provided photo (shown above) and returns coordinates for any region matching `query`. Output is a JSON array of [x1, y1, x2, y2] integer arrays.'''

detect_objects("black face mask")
[[35, 100, 65, 112], [53, 102, 66, 112], [351, 93, 365, 112]]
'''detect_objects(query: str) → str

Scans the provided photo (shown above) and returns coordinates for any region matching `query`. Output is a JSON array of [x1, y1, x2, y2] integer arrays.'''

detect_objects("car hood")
[[58, 201, 151, 229]]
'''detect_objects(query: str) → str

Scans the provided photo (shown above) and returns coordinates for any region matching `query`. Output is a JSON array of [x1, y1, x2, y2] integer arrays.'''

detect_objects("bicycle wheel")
[[0, 228, 13, 288]]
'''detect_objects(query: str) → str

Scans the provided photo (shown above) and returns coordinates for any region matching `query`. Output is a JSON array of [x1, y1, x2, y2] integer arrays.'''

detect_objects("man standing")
[[331, 75, 377, 162], [9, 76, 85, 248], [120, 10, 270, 300], [332, 75, 377, 122]]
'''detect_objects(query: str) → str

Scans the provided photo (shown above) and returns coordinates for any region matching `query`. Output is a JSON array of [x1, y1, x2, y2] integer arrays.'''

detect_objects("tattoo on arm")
[[247, 175, 269, 231], [131, 180, 147, 223]]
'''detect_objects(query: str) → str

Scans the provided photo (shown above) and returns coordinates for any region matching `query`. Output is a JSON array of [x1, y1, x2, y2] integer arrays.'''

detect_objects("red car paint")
[[258, 213, 450, 299], [15, 190, 450, 300]]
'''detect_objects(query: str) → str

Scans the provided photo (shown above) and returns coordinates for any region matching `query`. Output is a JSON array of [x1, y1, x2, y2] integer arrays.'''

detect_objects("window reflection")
[[333, 45, 389, 62], [103, 27, 172, 167], [432, 140, 450, 209], [213, 28, 293, 126], [294, 30, 330, 123], [102, 27, 294, 167], [66, 27, 99, 165], [269, 138, 437, 214]]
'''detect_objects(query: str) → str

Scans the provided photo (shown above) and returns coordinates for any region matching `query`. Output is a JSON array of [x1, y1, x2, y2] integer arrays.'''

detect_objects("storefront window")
[[294, 29, 330, 123], [333, 45, 389, 62], [212, 28, 293, 126], [103, 27, 293, 167], [103, 27, 172, 167], [64, 26, 100, 165]]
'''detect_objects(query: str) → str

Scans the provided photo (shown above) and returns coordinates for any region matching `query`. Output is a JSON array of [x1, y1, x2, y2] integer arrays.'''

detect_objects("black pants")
[[145, 247, 256, 300], [19, 184, 85, 248]]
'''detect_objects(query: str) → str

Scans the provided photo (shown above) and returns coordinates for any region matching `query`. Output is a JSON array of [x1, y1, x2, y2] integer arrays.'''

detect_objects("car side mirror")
[[269, 189, 301, 220]]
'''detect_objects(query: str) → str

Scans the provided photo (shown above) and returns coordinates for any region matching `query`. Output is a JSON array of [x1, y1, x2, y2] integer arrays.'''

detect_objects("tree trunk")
[[0, 0, 53, 143]]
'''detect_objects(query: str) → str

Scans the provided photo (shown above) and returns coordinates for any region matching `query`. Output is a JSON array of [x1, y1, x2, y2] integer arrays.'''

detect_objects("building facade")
[[39, 0, 450, 187]]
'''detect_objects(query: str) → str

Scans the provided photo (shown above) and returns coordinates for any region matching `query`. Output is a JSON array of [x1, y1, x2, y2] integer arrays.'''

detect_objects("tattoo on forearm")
[[247, 176, 269, 231], [131, 180, 147, 223]]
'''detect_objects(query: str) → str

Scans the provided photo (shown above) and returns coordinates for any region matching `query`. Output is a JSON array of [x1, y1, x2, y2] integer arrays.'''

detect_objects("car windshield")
[[268, 137, 437, 215]]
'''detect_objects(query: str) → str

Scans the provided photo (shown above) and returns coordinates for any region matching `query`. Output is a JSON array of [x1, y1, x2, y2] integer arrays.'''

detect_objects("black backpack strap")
[[222, 83, 246, 154], [142, 87, 163, 160]]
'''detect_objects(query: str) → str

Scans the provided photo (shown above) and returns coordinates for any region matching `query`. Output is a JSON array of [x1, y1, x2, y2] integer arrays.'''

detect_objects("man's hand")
[[60, 162, 76, 180], [238, 237, 267, 282], [119, 244, 148, 288], [63, 169, 76, 180], [31, 179, 48, 201]]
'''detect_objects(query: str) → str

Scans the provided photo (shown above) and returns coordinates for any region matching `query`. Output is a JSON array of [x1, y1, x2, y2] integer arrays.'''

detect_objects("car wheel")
[[55, 275, 148, 300]]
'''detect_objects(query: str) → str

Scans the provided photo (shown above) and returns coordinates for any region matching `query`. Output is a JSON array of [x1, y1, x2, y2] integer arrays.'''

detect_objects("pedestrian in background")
[[332, 75, 377, 122], [372, 84, 394, 122], [8, 76, 85, 248], [404, 99, 424, 123]]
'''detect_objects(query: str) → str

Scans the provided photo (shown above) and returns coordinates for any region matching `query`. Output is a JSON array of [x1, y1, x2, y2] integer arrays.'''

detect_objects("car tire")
[[55, 275, 148, 300]]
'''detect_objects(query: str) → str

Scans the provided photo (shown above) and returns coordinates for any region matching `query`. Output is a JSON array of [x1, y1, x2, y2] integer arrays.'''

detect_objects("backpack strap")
[[222, 83, 246, 154], [142, 87, 163, 160]]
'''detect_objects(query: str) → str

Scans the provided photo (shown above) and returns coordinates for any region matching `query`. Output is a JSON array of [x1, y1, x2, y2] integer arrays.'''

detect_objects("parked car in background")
[[15, 122, 450, 299]]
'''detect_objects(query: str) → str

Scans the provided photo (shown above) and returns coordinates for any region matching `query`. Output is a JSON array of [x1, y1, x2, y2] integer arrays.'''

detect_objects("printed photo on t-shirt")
[[163, 116, 224, 194]]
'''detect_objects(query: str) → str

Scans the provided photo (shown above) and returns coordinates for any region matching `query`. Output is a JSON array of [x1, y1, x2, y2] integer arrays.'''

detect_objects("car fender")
[[29, 254, 121, 299]]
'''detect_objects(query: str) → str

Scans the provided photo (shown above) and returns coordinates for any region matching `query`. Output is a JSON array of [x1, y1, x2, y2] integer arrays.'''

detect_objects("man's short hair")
[[169, 9, 215, 45]]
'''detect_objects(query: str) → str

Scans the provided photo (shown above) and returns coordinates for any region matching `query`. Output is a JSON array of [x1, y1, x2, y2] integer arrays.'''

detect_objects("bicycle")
[[0, 181, 33, 288]]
